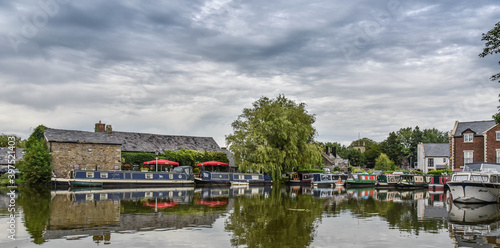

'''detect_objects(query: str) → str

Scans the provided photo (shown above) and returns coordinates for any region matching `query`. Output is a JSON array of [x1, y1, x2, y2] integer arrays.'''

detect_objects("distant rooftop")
[[0, 147, 25, 165], [422, 143, 449, 157], [454, 120, 496, 137], [44, 128, 222, 153]]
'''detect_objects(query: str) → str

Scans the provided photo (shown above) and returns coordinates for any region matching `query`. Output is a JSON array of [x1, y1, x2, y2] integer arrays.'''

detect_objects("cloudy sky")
[[1, 0, 500, 147]]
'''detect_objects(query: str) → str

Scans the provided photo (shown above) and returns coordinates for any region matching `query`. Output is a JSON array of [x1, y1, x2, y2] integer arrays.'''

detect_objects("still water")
[[0, 185, 499, 248]]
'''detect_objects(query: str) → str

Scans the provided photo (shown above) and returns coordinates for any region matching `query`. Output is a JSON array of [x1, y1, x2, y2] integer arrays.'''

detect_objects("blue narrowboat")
[[52, 166, 195, 188], [195, 171, 272, 186], [312, 173, 348, 188]]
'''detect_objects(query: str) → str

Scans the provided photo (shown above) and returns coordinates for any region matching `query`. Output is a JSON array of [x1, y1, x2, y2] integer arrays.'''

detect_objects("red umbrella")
[[196, 161, 229, 166], [143, 159, 179, 165], [143, 201, 178, 208]]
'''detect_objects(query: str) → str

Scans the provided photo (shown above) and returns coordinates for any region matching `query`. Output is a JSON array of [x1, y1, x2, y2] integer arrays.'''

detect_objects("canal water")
[[0, 185, 499, 248]]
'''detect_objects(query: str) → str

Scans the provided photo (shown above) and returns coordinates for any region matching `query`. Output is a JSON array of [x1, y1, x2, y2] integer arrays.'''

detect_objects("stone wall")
[[49, 141, 122, 178]]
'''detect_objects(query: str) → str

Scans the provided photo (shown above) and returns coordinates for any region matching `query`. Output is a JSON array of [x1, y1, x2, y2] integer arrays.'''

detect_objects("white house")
[[417, 143, 449, 173]]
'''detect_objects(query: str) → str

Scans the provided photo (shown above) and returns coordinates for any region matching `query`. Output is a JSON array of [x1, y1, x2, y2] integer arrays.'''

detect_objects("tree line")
[[325, 126, 448, 171]]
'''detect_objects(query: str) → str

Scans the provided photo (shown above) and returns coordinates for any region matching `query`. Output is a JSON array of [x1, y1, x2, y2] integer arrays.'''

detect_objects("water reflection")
[[448, 202, 500, 247], [8, 185, 500, 247]]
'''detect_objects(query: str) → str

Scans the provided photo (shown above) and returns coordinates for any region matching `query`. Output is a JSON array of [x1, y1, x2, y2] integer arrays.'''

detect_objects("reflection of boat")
[[448, 202, 500, 223], [346, 188, 377, 199], [346, 173, 377, 188], [53, 166, 195, 188], [311, 187, 346, 198], [312, 173, 347, 188], [195, 171, 272, 186], [52, 187, 195, 204], [447, 162, 500, 203]]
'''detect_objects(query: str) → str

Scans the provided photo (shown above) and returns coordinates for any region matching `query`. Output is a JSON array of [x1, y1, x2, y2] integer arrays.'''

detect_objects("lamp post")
[[155, 151, 158, 172]]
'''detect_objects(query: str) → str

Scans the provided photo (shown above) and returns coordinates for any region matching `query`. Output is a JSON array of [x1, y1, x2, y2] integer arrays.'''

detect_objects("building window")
[[464, 151, 473, 164], [428, 158, 434, 168], [464, 133, 473, 142], [443, 158, 446, 163], [497, 131, 500, 141], [497, 150, 500, 163]]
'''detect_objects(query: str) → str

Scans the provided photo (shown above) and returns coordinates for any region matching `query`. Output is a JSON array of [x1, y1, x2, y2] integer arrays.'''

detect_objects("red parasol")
[[143, 159, 179, 165], [196, 161, 229, 167]]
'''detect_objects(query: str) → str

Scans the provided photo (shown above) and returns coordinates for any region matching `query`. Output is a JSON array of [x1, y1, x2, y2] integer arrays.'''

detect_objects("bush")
[[18, 125, 52, 185]]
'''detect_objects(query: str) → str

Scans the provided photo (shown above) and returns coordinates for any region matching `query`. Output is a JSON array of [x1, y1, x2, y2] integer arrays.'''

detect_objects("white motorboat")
[[447, 163, 500, 203]]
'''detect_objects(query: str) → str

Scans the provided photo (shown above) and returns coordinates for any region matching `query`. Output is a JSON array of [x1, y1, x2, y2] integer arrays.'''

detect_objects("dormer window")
[[464, 133, 473, 142]]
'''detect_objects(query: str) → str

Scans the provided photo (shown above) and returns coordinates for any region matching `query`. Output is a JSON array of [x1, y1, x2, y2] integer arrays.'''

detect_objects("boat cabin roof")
[[464, 162, 500, 172]]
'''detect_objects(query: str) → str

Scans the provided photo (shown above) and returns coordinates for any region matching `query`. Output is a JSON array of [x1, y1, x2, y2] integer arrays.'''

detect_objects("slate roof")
[[422, 143, 449, 157], [0, 147, 25, 166], [454, 120, 496, 137], [44, 128, 222, 153]]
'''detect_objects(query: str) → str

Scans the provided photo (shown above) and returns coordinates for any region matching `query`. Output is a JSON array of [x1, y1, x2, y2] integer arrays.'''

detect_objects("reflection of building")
[[449, 120, 500, 170], [43, 188, 224, 242], [416, 143, 449, 173], [45, 121, 227, 178]]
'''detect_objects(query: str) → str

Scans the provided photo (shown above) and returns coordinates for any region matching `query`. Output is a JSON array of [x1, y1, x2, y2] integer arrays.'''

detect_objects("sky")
[[1, 0, 500, 147]]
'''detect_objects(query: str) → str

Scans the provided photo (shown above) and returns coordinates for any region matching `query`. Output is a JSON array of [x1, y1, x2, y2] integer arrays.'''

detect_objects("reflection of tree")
[[225, 187, 323, 248], [337, 192, 447, 235], [17, 187, 51, 244]]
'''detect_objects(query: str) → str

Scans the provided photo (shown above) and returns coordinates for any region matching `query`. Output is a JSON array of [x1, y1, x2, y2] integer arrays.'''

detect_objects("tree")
[[0, 134, 25, 148], [479, 21, 500, 123], [381, 131, 402, 166], [226, 95, 322, 181], [374, 153, 396, 171], [17, 125, 52, 185]]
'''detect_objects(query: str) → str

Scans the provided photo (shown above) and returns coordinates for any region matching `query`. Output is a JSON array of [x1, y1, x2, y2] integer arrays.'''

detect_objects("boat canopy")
[[463, 162, 500, 172]]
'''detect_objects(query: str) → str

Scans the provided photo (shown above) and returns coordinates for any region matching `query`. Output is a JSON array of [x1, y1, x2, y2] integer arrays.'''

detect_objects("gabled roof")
[[453, 120, 496, 137], [44, 128, 222, 153], [0, 147, 25, 165], [422, 143, 449, 157]]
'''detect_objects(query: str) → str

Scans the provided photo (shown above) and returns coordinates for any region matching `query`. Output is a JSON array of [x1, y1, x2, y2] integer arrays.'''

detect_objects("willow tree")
[[226, 95, 322, 181]]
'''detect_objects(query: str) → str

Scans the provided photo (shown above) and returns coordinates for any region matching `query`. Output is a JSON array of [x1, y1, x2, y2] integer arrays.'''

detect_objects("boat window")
[[453, 175, 469, 181], [491, 176, 497, 183], [169, 174, 173, 179], [252, 175, 259, 180], [100, 194, 108, 200], [234, 174, 239, 179], [86, 172, 94, 178], [303, 174, 312, 179], [100, 172, 108, 179], [145, 173, 153, 179], [471, 175, 488, 182]]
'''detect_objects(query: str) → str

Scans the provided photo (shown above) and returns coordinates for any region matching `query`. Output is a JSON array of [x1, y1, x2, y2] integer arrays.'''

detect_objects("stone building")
[[45, 122, 226, 178]]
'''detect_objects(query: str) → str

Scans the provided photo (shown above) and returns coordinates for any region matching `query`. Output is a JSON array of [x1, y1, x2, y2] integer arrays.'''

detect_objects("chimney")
[[95, 121, 106, 132], [106, 124, 112, 134]]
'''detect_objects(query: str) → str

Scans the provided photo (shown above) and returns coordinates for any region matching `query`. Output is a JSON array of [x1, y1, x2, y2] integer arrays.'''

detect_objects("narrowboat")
[[447, 162, 500, 203], [397, 174, 428, 188], [427, 174, 451, 192], [195, 171, 272, 186], [288, 172, 314, 185], [52, 166, 195, 188], [375, 174, 401, 188], [311, 173, 347, 188], [346, 173, 377, 188]]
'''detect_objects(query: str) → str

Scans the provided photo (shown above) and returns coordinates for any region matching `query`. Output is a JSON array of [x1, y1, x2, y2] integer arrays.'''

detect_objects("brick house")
[[449, 120, 500, 170], [45, 122, 228, 178]]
